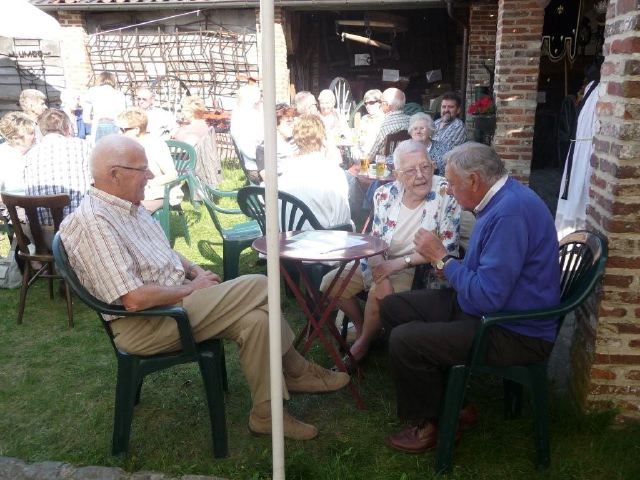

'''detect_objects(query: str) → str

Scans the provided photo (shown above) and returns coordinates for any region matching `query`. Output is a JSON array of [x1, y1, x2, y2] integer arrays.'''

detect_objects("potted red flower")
[[468, 95, 496, 144]]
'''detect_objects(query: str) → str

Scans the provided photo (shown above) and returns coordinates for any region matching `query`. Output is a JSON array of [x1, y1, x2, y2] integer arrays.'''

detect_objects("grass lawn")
[[1, 168, 640, 479]]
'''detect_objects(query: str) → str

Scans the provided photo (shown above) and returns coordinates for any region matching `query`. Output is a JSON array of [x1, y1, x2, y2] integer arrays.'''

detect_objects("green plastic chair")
[[52, 233, 228, 458], [198, 180, 262, 281], [152, 140, 200, 246], [435, 230, 608, 473]]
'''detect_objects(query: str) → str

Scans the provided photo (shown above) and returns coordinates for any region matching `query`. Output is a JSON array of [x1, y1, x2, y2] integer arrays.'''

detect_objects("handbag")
[[0, 239, 22, 289]]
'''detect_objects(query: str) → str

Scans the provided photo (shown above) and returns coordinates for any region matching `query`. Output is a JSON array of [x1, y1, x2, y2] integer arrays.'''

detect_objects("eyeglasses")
[[119, 127, 135, 133], [114, 164, 149, 173], [365, 100, 381, 105], [397, 163, 434, 177], [136, 96, 151, 101]]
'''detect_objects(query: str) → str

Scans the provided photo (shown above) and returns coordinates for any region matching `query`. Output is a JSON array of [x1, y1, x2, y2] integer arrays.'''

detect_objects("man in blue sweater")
[[381, 142, 561, 453]]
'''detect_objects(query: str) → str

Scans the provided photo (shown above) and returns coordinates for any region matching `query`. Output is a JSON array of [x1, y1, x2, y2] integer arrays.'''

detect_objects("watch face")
[[436, 260, 445, 270]]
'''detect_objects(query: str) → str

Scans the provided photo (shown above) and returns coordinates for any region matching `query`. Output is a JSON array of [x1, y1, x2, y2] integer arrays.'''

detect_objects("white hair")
[[393, 139, 431, 169], [408, 112, 435, 136], [444, 142, 506, 184]]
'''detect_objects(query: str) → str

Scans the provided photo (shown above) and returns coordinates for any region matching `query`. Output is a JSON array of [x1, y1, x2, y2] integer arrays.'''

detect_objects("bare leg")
[[350, 279, 394, 361], [335, 296, 364, 337]]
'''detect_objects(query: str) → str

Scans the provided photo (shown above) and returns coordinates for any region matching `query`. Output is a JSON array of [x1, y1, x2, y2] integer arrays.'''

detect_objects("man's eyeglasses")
[[120, 127, 135, 133], [365, 100, 381, 106], [136, 96, 151, 101], [114, 164, 149, 173], [397, 163, 434, 177]]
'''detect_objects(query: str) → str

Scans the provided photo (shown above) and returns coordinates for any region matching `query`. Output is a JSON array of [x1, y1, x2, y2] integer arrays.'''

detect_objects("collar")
[[473, 175, 508, 215], [88, 186, 142, 216]]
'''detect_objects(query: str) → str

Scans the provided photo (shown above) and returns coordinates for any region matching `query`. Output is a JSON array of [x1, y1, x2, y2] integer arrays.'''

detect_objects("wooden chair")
[[383, 130, 411, 156], [435, 230, 608, 473], [52, 233, 228, 458], [1, 192, 73, 327]]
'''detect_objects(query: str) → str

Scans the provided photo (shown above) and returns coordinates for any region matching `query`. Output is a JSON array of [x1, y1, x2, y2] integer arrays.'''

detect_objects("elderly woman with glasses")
[[355, 89, 385, 159], [321, 139, 460, 367], [407, 112, 451, 175]]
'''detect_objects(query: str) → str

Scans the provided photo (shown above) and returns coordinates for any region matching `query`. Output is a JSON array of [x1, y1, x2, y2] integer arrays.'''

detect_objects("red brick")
[[592, 368, 617, 380]]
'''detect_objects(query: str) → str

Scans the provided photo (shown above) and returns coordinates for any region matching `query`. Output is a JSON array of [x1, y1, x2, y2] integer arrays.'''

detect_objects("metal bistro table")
[[252, 230, 388, 409]]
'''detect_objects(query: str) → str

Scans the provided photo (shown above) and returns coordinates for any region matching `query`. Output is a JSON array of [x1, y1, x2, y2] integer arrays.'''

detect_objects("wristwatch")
[[403, 255, 412, 268], [436, 255, 457, 270]]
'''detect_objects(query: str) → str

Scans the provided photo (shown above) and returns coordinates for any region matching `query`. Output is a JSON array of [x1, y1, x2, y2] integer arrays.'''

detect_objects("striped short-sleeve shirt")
[[59, 187, 185, 318]]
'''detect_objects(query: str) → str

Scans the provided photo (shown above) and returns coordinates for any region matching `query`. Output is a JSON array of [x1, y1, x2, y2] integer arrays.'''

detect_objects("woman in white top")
[[117, 108, 180, 213], [0, 112, 36, 193], [278, 114, 351, 229], [321, 140, 460, 365], [83, 72, 127, 142], [355, 89, 385, 159]]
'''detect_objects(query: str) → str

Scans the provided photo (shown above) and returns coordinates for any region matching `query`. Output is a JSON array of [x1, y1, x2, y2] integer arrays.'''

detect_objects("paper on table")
[[288, 231, 366, 254]]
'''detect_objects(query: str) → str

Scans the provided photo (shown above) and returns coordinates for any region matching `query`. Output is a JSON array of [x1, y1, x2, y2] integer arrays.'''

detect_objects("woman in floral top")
[[321, 139, 460, 365]]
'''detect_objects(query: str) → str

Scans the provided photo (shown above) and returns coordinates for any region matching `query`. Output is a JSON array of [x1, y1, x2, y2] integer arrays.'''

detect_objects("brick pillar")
[[254, 7, 290, 103], [56, 11, 92, 93], [578, 0, 640, 421], [492, 0, 544, 182], [465, 1, 498, 131]]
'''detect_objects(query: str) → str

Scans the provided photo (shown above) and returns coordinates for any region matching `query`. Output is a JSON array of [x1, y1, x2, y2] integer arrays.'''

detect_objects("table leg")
[[282, 261, 366, 409]]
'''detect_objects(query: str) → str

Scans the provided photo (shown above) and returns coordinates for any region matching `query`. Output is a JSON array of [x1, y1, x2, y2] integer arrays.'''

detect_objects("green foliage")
[[1, 167, 640, 479]]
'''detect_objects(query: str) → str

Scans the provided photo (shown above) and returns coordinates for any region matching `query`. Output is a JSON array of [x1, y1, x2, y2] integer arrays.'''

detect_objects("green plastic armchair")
[[435, 230, 608, 473], [198, 180, 262, 281], [52, 233, 228, 458]]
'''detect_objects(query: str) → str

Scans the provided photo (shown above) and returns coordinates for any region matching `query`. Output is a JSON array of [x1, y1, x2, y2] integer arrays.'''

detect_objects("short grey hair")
[[293, 91, 317, 114], [408, 112, 434, 137], [382, 88, 405, 112], [393, 139, 432, 169], [318, 89, 336, 106], [444, 142, 506, 184], [363, 89, 382, 103]]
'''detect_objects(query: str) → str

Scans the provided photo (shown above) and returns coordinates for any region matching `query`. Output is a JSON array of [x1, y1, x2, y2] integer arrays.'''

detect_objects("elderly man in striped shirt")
[[59, 135, 350, 441]]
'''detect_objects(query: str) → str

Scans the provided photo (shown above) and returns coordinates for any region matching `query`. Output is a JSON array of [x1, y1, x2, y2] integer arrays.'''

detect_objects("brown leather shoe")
[[386, 423, 438, 454], [249, 407, 318, 441], [285, 361, 350, 394], [459, 404, 478, 431]]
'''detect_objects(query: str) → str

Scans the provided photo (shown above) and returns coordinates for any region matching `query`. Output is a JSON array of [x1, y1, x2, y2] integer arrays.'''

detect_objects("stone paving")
[[0, 457, 226, 480]]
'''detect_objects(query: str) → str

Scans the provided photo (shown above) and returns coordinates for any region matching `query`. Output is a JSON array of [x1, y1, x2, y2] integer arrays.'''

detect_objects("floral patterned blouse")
[[360, 176, 461, 289]]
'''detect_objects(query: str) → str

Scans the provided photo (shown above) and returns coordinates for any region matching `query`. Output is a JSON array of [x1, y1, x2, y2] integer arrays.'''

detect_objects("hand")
[[372, 259, 401, 283], [414, 228, 447, 263], [189, 269, 221, 291]]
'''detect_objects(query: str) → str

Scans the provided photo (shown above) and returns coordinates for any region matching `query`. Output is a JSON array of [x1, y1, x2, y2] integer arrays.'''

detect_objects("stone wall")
[[580, 0, 640, 421], [492, 0, 544, 182]]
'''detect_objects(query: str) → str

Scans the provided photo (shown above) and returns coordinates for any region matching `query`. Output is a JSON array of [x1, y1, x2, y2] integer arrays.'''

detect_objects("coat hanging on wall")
[[541, 0, 582, 62]]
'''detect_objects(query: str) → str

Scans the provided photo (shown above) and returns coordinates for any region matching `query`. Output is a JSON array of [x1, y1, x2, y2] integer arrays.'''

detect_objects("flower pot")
[[473, 114, 496, 145]]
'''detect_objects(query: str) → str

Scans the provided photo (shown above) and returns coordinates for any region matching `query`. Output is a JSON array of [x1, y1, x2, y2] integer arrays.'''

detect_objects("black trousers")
[[380, 288, 554, 424]]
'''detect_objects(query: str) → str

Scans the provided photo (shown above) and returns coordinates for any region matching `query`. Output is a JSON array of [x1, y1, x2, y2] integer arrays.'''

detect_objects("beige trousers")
[[110, 274, 294, 404]]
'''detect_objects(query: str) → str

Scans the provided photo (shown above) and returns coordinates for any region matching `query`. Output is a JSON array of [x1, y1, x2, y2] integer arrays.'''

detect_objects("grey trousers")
[[380, 288, 554, 423]]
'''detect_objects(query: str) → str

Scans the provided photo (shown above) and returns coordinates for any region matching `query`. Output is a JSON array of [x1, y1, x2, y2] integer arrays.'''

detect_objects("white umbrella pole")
[[259, 1, 285, 479]]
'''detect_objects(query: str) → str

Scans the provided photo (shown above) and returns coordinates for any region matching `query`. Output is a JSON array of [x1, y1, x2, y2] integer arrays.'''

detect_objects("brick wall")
[[465, 1, 498, 131], [56, 11, 92, 93], [254, 7, 290, 104], [492, 0, 544, 182], [578, 0, 640, 421]]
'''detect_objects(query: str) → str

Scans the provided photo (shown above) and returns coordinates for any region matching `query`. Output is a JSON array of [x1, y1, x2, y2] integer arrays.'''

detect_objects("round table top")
[[252, 230, 388, 262]]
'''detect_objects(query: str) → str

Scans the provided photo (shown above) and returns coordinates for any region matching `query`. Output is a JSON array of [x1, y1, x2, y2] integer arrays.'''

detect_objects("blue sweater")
[[444, 177, 561, 342]]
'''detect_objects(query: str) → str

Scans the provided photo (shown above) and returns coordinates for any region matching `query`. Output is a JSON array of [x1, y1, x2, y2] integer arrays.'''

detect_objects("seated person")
[[255, 104, 297, 180], [24, 109, 92, 227], [354, 89, 385, 160], [318, 89, 349, 142], [407, 112, 450, 175], [230, 84, 264, 184], [432, 91, 467, 148], [0, 111, 36, 224], [293, 91, 319, 116], [59, 136, 350, 440], [117, 108, 181, 213], [381, 142, 560, 453], [367, 88, 410, 159], [279, 114, 350, 229], [321, 139, 460, 364], [136, 87, 177, 139], [173, 96, 224, 187]]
